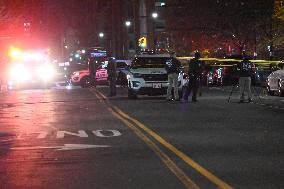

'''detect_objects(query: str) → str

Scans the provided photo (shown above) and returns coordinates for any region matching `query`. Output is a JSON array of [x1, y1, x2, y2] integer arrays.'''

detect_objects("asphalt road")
[[0, 85, 283, 189]]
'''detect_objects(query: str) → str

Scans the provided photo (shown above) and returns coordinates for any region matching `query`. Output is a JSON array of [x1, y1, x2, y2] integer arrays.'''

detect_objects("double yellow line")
[[93, 89, 234, 189]]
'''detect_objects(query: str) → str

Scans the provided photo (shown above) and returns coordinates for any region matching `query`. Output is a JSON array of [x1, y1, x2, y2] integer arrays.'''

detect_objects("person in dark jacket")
[[107, 57, 117, 97], [165, 52, 181, 101], [88, 57, 99, 87], [237, 55, 254, 102], [183, 51, 203, 102]]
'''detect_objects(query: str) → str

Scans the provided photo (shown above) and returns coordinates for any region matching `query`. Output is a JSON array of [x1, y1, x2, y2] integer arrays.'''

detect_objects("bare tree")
[[165, 0, 275, 58]]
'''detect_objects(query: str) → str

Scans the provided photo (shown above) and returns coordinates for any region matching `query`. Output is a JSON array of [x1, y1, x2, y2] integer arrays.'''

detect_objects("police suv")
[[124, 53, 188, 99]]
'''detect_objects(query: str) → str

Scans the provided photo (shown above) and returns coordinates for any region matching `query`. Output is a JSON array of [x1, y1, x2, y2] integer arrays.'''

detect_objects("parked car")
[[267, 69, 284, 96], [115, 60, 131, 85], [122, 53, 188, 99], [70, 65, 108, 88]]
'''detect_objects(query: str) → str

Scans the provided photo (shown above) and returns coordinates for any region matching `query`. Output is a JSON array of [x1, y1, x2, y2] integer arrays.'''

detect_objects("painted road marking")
[[56, 130, 88, 138], [14, 130, 122, 139], [37, 131, 49, 139], [94, 89, 234, 189], [93, 130, 122, 137], [108, 108, 200, 189], [11, 144, 111, 151], [93, 91, 200, 189]]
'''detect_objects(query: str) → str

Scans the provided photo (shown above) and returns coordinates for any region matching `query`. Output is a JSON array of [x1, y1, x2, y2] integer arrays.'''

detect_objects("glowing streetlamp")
[[124, 21, 133, 58], [99, 32, 104, 38], [152, 12, 158, 19], [125, 21, 131, 27], [152, 12, 159, 49]]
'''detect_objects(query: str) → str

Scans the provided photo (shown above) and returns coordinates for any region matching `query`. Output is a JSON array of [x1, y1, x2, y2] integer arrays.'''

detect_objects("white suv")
[[124, 54, 188, 99]]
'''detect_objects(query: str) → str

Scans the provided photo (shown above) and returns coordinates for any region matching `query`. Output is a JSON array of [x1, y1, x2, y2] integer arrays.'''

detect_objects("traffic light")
[[138, 37, 147, 49]]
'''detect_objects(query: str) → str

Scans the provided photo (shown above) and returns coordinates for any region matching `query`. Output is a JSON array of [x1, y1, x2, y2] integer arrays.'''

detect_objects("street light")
[[98, 32, 105, 47], [124, 21, 132, 59], [125, 21, 131, 27], [152, 12, 158, 19], [152, 12, 159, 50], [99, 32, 104, 38]]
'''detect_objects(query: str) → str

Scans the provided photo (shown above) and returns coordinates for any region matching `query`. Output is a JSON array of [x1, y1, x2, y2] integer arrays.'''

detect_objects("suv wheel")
[[128, 89, 137, 99], [80, 76, 92, 88]]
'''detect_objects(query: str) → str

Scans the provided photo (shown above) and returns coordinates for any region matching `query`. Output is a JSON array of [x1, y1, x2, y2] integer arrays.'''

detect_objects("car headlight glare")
[[10, 65, 31, 81], [36, 65, 55, 80]]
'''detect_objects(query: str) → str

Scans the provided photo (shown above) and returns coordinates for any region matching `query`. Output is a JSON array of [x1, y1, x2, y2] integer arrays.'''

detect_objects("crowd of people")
[[164, 51, 256, 103]]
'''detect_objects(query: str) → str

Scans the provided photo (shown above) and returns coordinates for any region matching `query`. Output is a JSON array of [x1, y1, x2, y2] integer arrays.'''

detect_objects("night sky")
[[0, 0, 280, 60]]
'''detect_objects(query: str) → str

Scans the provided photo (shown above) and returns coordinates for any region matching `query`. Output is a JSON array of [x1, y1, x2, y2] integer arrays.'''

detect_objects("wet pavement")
[[0, 85, 283, 189]]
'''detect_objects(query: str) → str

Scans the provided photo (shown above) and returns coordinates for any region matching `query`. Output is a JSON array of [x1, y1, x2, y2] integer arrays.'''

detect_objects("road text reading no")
[[17, 130, 122, 139]]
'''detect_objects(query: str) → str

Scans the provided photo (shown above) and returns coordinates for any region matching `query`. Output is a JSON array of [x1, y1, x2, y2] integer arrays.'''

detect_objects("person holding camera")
[[237, 54, 254, 103]]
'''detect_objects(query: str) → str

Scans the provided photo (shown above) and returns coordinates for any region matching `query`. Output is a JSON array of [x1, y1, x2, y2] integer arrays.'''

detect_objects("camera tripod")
[[227, 79, 262, 103]]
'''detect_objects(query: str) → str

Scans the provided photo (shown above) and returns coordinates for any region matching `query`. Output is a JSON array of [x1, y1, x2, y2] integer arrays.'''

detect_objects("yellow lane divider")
[[92, 89, 200, 188], [94, 89, 234, 189], [108, 107, 201, 189]]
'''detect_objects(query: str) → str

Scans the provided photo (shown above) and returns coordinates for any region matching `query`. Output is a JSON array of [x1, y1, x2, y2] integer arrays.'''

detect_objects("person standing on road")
[[88, 57, 99, 87], [183, 51, 203, 102], [237, 54, 254, 103], [165, 52, 181, 101], [107, 57, 117, 97]]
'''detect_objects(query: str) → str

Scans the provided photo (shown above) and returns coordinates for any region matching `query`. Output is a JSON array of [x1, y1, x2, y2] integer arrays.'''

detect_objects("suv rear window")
[[131, 57, 168, 69]]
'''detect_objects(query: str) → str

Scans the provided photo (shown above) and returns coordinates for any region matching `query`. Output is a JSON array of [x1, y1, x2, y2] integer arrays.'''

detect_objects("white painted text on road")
[[15, 130, 122, 139]]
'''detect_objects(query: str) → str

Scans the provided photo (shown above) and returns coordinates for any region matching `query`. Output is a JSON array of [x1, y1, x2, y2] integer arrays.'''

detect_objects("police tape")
[[177, 57, 283, 66]]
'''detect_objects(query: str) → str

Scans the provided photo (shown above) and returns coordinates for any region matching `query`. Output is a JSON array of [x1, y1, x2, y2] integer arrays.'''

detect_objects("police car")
[[124, 53, 188, 99]]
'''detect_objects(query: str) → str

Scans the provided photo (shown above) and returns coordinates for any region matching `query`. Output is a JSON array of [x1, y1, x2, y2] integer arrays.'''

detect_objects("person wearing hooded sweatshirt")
[[183, 52, 203, 102], [107, 57, 117, 97]]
